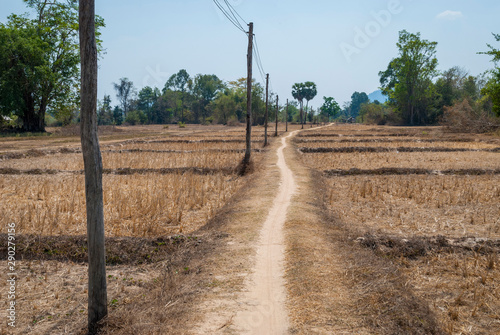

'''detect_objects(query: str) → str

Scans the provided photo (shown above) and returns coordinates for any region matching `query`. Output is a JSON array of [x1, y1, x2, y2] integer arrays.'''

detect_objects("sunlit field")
[[0, 124, 276, 238], [296, 124, 500, 335]]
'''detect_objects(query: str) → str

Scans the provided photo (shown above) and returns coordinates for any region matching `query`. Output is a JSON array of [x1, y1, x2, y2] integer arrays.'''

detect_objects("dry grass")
[[0, 150, 245, 171], [298, 139, 500, 150], [0, 260, 161, 335], [303, 151, 500, 170], [0, 173, 242, 238], [297, 123, 500, 334], [326, 175, 500, 238], [401, 252, 500, 335], [284, 134, 443, 334], [0, 123, 291, 334]]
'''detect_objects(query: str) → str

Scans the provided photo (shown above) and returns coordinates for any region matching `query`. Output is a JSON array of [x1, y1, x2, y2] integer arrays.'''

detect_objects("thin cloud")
[[436, 10, 463, 20]]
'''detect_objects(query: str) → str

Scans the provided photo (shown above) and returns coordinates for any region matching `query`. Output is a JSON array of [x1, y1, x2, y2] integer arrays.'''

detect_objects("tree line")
[[96, 73, 323, 127], [356, 30, 500, 129], [2, 2, 499, 132]]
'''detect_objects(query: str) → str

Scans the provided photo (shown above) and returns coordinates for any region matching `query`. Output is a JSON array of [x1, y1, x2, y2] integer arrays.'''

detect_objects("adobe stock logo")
[[142, 65, 170, 88], [340, 0, 404, 63]]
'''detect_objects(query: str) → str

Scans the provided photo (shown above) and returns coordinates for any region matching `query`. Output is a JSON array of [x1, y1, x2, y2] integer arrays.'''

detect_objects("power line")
[[223, 0, 247, 31], [213, 0, 246, 34], [223, 0, 248, 26], [212, 1, 272, 94], [253, 48, 266, 84], [253, 36, 267, 84]]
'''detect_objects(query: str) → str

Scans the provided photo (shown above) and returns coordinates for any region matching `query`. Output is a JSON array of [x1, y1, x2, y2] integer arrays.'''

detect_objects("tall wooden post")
[[300, 101, 304, 129], [310, 105, 313, 128], [243, 22, 253, 165], [275, 95, 279, 136], [286, 99, 288, 132], [79, 1, 107, 333], [264, 73, 269, 146]]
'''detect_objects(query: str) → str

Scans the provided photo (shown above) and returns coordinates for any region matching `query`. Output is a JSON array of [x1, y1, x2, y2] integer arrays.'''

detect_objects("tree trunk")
[[79, 1, 107, 333], [20, 95, 45, 132]]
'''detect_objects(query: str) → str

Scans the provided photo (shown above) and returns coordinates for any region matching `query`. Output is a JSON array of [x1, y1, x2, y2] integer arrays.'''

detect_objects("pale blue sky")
[[1, 0, 499, 108]]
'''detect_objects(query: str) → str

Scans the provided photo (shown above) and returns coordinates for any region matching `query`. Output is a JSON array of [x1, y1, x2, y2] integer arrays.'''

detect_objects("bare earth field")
[[296, 124, 500, 335]]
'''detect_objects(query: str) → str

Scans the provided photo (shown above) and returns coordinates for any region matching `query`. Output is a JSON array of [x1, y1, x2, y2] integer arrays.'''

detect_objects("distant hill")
[[368, 90, 388, 103]]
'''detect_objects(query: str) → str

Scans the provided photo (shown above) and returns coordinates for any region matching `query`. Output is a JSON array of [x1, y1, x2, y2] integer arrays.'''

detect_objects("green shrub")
[[125, 110, 147, 125]]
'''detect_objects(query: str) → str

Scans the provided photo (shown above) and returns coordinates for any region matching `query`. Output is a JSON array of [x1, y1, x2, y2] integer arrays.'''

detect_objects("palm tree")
[[292, 83, 306, 129], [303, 82, 317, 125]]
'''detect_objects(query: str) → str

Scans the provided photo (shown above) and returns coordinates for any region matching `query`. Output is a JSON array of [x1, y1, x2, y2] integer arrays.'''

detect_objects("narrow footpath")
[[231, 132, 297, 334]]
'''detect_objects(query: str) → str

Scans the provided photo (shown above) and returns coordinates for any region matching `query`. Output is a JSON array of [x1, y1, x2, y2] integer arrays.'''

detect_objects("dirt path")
[[231, 132, 297, 334]]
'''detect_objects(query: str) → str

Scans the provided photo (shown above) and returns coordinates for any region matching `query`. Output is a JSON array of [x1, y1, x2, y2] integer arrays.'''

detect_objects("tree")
[[137, 86, 160, 123], [292, 83, 306, 128], [164, 69, 191, 122], [112, 106, 123, 125], [349, 92, 369, 118], [0, 0, 104, 132], [479, 33, 500, 116], [113, 77, 135, 118], [164, 69, 191, 93], [97, 95, 113, 125], [192, 74, 224, 123], [79, 0, 107, 333], [320, 96, 341, 121], [379, 30, 438, 125], [209, 91, 239, 124], [303, 81, 317, 124], [286, 101, 299, 122], [359, 102, 399, 125]]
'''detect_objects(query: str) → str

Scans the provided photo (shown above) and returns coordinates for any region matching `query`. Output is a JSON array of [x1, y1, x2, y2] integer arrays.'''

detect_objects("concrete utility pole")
[[264, 73, 269, 146], [275, 95, 279, 136], [244, 22, 253, 166], [79, 0, 107, 333]]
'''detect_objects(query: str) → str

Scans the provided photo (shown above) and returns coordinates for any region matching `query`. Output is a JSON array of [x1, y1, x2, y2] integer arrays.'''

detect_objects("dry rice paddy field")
[[296, 124, 500, 335], [0, 124, 281, 334]]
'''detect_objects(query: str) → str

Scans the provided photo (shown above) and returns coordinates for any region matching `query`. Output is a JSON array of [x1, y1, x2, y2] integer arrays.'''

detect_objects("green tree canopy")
[[479, 33, 500, 116], [0, 0, 104, 132], [379, 30, 438, 125], [137, 86, 160, 123], [164, 69, 191, 94], [349, 91, 369, 118], [303, 81, 317, 110], [320, 96, 341, 121]]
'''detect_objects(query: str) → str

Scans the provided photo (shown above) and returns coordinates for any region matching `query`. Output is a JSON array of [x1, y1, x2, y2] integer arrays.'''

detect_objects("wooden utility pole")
[[264, 73, 269, 146], [286, 99, 288, 132], [309, 106, 314, 128], [275, 95, 279, 136], [300, 101, 304, 129], [79, 0, 107, 333], [243, 22, 253, 166]]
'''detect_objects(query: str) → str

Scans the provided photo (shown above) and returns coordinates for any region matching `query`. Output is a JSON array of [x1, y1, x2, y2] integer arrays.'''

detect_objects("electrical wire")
[[253, 36, 269, 87], [223, 0, 247, 31], [212, 0, 273, 95], [224, 0, 248, 25], [213, 0, 246, 34]]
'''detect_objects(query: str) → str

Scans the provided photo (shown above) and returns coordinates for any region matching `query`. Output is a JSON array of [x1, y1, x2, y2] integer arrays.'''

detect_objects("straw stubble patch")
[[283, 135, 442, 334], [297, 123, 500, 334], [0, 173, 243, 237]]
